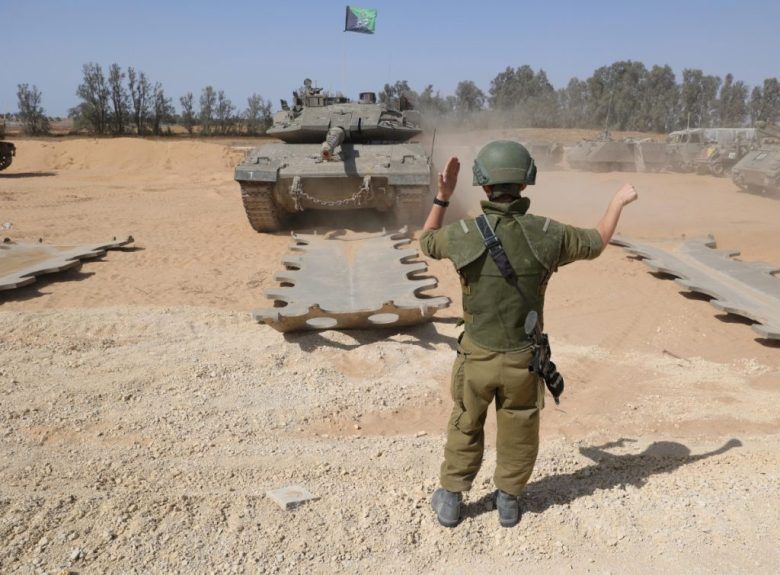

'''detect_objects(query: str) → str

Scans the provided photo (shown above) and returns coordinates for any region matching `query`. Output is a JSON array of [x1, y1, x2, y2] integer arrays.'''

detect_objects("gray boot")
[[495, 490, 522, 527], [431, 488, 462, 528]]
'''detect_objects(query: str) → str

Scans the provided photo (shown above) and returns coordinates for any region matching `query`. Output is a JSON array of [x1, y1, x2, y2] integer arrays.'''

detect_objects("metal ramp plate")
[[611, 235, 780, 340], [0, 236, 133, 291], [254, 229, 450, 331]]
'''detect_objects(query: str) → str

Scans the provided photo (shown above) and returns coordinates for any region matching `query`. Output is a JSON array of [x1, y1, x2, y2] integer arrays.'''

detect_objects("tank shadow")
[[462, 437, 742, 519], [0, 171, 57, 178]]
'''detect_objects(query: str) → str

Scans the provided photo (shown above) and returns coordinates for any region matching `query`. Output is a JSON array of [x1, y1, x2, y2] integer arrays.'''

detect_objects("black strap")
[[474, 214, 516, 282]]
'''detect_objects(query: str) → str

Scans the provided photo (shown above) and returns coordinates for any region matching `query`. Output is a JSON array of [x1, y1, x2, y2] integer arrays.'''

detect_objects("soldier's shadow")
[[462, 437, 742, 518]]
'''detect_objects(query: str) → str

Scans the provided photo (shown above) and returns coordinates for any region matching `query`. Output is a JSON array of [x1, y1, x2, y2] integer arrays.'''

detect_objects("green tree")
[[454, 80, 485, 114], [128, 67, 151, 135], [16, 83, 50, 135], [199, 86, 216, 135], [417, 84, 452, 116], [639, 65, 679, 132], [108, 63, 129, 135], [488, 65, 559, 126], [215, 90, 235, 134], [749, 78, 780, 125], [717, 73, 748, 126], [151, 83, 174, 136], [179, 92, 196, 135], [76, 62, 110, 134], [244, 93, 272, 136], [379, 80, 416, 109], [587, 61, 648, 131], [557, 78, 589, 128], [680, 69, 721, 128]]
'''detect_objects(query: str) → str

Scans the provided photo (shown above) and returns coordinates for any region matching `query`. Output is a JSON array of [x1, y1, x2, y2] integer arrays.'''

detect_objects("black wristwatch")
[[433, 197, 450, 207]]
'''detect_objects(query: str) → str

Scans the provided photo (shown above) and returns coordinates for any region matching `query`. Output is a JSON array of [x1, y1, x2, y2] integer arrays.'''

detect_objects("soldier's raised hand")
[[615, 183, 639, 206], [437, 157, 460, 200]]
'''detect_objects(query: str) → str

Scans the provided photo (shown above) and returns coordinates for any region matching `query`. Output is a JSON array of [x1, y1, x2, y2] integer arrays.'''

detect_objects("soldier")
[[420, 141, 638, 528]]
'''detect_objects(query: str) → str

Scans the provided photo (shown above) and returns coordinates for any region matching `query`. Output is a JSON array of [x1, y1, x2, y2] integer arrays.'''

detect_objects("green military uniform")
[[420, 197, 603, 496]]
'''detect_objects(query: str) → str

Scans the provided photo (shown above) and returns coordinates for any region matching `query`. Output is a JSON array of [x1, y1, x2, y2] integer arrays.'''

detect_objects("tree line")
[[11, 60, 780, 136], [13, 62, 273, 137], [385, 61, 780, 132]]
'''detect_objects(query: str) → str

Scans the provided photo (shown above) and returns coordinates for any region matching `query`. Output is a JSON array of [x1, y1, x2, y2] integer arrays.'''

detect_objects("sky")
[[2, 0, 778, 117]]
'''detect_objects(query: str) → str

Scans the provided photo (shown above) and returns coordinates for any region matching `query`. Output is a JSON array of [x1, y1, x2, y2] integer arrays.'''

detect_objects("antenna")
[[604, 71, 615, 136]]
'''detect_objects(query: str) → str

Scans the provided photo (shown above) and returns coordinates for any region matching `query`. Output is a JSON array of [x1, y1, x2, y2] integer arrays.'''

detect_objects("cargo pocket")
[[450, 347, 467, 403], [536, 374, 545, 410]]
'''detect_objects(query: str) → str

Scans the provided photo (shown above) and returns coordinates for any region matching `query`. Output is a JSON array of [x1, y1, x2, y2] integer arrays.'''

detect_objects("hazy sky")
[[2, 0, 777, 117]]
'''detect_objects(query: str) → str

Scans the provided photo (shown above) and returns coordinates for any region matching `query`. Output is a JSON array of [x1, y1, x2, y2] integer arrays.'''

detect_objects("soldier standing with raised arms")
[[420, 141, 638, 528]]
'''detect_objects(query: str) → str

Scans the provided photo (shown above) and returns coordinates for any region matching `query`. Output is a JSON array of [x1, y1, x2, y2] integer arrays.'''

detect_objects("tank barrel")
[[321, 127, 346, 160]]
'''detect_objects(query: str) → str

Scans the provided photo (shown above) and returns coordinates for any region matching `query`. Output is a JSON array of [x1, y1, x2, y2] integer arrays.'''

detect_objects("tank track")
[[0, 151, 13, 171], [240, 182, 288, 233], [393, 187, 429, 228]]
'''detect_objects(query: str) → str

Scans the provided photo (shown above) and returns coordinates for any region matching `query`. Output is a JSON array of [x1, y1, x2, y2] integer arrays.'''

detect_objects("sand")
[[0, 133, 778, 574]]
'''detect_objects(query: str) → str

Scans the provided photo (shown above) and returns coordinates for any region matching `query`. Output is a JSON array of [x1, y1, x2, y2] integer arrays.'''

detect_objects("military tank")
[[566, 131, 667, 172], [731, 123, 780, 195], [235, 79, 432, 232], [0, 122, 16, 172]]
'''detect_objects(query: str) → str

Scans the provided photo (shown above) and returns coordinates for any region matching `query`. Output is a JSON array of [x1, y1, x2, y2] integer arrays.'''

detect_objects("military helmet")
[[472, 140, 537, 187]]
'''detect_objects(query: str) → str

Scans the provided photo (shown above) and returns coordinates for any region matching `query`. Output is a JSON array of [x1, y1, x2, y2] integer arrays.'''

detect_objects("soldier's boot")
[[431, 488, 462, 528], [495, 490, 522, 528]]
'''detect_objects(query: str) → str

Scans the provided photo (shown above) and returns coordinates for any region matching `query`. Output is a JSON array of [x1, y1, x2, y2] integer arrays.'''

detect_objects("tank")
[[731, 123, 780, 195], [0, 122, 16, 172], [566, 132, 667, 172], [234, 79, 432, 232]]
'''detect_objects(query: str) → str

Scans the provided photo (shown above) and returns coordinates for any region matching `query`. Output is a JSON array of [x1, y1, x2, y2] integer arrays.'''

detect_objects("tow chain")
[[290, 179, 380, 210]]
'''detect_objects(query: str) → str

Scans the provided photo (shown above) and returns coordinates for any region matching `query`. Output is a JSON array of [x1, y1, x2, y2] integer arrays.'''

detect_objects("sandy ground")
[[0, 132, 778, 574]]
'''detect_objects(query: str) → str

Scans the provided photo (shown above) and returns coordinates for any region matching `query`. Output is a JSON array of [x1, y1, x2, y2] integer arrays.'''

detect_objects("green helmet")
[[472, 140, 537, 187]]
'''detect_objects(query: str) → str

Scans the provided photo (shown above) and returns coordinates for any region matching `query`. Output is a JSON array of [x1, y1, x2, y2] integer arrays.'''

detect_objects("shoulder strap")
[[474, 214, 516, 281], [475, 214, 535, 313]]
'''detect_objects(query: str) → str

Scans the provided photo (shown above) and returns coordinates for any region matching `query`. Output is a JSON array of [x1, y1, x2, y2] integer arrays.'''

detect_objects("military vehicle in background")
[[0, 122, 16, 171], [525, 141, 564, 169], [668, 128, 755, 174], [731, 123, 780, 195], [234, 79, 432, 232], [566, 131, 667, 172]]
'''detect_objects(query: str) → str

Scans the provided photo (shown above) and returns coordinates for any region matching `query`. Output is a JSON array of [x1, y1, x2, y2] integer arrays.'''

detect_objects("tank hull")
[[235, 142, 432, 232], [567, 140, 667, 172]]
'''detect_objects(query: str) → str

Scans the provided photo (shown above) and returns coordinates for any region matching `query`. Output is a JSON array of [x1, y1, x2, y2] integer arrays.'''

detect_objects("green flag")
[[344, 6, 377, 34]]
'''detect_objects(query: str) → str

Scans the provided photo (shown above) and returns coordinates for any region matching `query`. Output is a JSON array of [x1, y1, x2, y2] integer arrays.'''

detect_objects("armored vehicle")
[[731, 123, 780, 195], [567, 132, 667, 172], [235, 79, 432, 232], [694, 140, 749, 176], [0, 122, 15, 172], [668, 128, 755, 174]]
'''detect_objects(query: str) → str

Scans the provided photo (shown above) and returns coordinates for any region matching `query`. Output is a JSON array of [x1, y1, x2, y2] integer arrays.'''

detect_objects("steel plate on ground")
[[612, 234, 780, 340], [254, 229, 450, 332], [0, 236, 134, 291]]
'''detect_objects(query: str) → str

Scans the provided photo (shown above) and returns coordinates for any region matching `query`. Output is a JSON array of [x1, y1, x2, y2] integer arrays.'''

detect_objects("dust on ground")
[[0, 134, 778, 574]]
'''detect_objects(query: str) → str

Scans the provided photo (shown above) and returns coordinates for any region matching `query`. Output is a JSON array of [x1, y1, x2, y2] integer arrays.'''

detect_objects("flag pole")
[[341, 29, 346, 96]]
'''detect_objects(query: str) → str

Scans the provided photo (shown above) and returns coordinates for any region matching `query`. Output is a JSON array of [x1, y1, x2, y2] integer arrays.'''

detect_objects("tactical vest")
[[446, 207, 564, 351]]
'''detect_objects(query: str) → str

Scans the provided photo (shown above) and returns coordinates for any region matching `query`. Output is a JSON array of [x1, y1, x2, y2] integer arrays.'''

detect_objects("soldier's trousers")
[[440, 332, 543, 497]]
